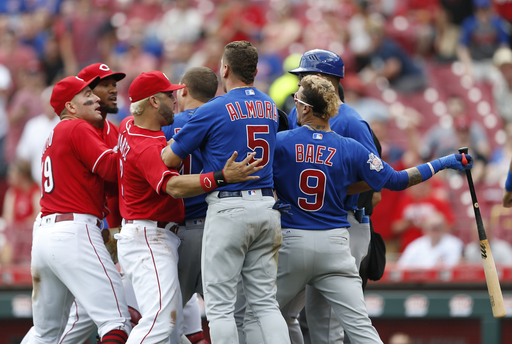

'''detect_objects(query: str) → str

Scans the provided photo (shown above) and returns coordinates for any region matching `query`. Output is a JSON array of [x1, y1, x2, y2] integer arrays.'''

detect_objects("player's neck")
[[183, 99, 205, 111], [226, 79, 253, 92], [133, 115, 161, 131], [302, 119, 331, 132], [93, 114, 107, 129]]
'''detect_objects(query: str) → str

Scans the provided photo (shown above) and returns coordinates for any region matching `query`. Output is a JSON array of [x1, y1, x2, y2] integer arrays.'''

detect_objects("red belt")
[[55, 214, 102, 228], [125, 220, 179, 235]]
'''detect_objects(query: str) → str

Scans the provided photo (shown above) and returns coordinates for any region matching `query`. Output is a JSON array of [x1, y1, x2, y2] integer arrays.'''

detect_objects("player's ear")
[[149, 95, 159, 109], [222, 64, 229, 79], [181, 86, 188, 97], [254, 67, 258, 77], [65, 101, 77, 114]]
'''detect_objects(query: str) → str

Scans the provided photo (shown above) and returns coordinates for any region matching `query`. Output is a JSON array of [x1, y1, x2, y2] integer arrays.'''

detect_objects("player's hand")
[[503, 190, 512, 208], [222, 151, 263, 183], [438, 153, 474, 171]]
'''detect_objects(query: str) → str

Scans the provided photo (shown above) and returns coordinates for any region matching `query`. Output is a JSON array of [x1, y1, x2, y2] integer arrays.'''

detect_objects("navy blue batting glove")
[[272, 199, 292, 215], [438, 153, 474, 171]]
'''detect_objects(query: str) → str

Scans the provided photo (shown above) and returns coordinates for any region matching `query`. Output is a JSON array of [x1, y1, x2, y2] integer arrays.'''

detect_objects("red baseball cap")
[[129, 71, 185, 103], [78, 63, 126, 83], [50, 76, 100, 116]]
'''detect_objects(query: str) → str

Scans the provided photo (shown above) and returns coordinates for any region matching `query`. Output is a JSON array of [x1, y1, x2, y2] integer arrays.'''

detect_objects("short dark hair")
[[223, 41, 258, 84], [181, 67, 218, 102]]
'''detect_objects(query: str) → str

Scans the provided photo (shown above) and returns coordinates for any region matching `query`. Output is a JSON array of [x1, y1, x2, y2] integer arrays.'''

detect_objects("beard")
[[100, 104, 119, 114], [159, 102, 174, 125]]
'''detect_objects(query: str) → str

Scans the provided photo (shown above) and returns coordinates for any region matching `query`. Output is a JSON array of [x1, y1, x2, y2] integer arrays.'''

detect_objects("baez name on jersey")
[[295, 144, 336, 166], [225, 101, 278, 122]]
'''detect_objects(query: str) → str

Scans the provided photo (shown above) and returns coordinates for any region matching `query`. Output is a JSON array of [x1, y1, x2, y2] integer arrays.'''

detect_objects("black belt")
[[125, 220, 179, 235], [218, 188, 274, 198], [55, 213, 102, 228]]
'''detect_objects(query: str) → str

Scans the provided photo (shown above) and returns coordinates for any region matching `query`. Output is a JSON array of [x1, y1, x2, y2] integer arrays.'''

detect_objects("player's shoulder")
[[119, 116, 134, 133], [338, 103, 364, 121], [105, 119, 119, 134], [174, 109, 196, 124], [64, 118, 96, 132]]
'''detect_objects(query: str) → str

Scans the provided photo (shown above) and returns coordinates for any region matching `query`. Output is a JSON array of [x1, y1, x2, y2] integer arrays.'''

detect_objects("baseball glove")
[[102, 226, 121, 264]]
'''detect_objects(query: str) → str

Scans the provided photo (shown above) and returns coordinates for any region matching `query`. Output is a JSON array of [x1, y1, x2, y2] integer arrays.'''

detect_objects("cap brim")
[[84, 76, 101, 92], [288, 67, 306, 75], [163, 84, 186, 92], [101, 72, 126, 82]]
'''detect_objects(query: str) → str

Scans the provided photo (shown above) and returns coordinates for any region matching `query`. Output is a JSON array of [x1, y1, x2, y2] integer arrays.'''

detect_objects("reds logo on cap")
[[78, 63, 126, 84]]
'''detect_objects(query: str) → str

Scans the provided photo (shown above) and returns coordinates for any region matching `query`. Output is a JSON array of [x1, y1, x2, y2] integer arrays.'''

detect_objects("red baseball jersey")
[[117, 117, 184, 223], [40, 119, 118, 219], [97, 119, 122, 227]]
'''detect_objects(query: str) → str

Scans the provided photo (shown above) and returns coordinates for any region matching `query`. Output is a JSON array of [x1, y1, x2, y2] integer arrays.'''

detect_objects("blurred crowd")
[[2, 0, 512, 268]]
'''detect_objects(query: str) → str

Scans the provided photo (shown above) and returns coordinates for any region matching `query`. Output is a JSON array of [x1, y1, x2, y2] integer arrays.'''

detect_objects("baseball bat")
[[459, 147, 506, 318]]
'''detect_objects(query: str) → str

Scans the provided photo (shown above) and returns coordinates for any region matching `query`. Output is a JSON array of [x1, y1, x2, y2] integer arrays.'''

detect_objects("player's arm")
[[384, 154, 473, 191], [72, 122, 118, 182], [354, 153, 474, 193], [347, 181, 372, 195], [165, 151, 263, 198], [162, 108, 210, 168], [161, 141, 183, 168], [502, 159, 512, 207]]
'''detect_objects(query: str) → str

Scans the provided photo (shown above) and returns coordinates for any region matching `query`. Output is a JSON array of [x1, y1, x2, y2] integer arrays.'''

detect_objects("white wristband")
[[427, 162, 435, 176]]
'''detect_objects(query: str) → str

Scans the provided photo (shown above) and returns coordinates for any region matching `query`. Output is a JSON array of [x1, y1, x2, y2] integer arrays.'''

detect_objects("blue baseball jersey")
[[162, 108, 207, 220], [171, 87, 279, 191], [273, 126, 393, 229], [288, 103, 378, 211]]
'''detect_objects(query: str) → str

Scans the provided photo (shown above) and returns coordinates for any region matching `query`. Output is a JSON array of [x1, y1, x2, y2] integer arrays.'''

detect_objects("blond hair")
[[130, 97, 150, 116], [300, 75, 340, 120]]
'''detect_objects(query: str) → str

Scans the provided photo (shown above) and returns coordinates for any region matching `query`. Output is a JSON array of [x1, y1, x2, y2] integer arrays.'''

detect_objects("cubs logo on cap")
[[78, 63, 126, 84], [50, 76, 101, 116], [129, 71, 186, 103]]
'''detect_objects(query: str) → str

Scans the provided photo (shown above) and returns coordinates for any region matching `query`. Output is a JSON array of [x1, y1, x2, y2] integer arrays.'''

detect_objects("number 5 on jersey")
[[246, 125, 269, 166]]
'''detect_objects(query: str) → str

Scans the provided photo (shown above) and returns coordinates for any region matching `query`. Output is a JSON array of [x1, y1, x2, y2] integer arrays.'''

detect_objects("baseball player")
[[281, 49, 383, 344], [161, 66, 219, 344], [115, 70, 262, 344], [161, 41, 291, 344], [245, 75, 474, 344], [53, 63, 129, 344], [26, 75, 131, 344]]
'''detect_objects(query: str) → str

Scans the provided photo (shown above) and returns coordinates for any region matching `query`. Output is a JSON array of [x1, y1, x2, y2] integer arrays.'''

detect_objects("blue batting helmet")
[[288, 49, 345, 79]]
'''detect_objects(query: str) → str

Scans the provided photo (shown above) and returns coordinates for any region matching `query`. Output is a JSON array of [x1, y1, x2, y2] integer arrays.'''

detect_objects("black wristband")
[[213, 170, 228, 187]]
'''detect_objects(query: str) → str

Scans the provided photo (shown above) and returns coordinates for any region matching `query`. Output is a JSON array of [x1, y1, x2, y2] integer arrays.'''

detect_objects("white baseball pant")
[[284, 212, 372, 344], [244, 227, 382, 344], [116, 220, 182, 344], [27, 213, 131, 344], [202, 190, 290, 344]]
